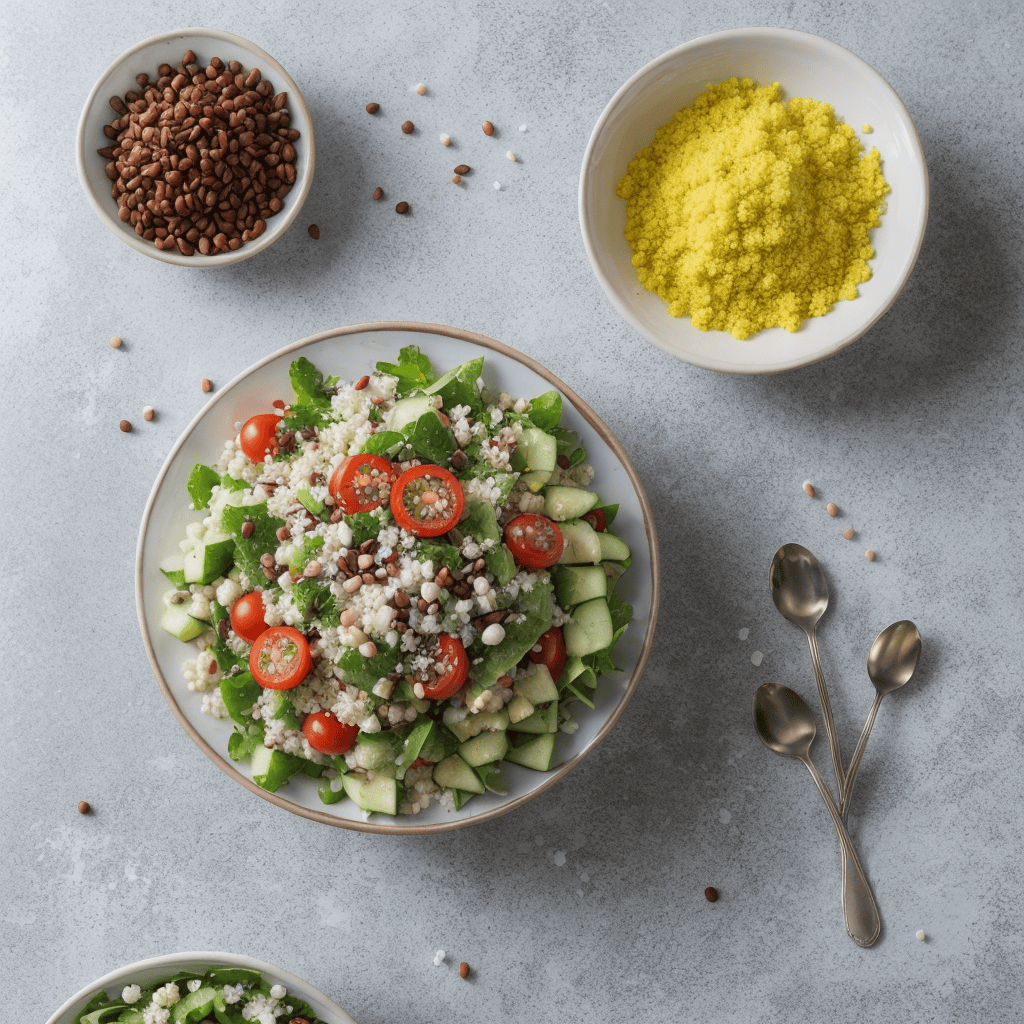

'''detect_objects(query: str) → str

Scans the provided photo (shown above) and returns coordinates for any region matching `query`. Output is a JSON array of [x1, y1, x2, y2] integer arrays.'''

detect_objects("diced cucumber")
[[512, 701, 558, 734], [558, 519, 602, 564], [564, 597, 614, 657], [160, 603, 205, 642], [543, 486, 600, 521], [390, 394, 436, 432], [459, 730, 509, 767], [159, 552, 188, 589], [250, 745, 307, 792], [342, 773, 399, 815], [505, 732, 557, 771], [447, 709, 509, 742], [296, 488, 325, 516], [514, 662, 559, 705], [182, 536, 235, 584], [354, 731, 402, 770], [512, 426, 558, 491], [433, 753, 485, 794], [598, 531, 631, 563], [555, 564, 608, 607], [507, 693, 535, 724]]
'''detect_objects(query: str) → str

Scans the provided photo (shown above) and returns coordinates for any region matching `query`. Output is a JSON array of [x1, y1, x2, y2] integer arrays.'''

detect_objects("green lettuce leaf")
[[527, 390, 562, 431], [471, 579, 553, 688], [187, 463, 221, 510], [403, 411, 457, 464], [376, 345, 436, 395], [424, 356, 485, 414], [220, 501, 286, 584]]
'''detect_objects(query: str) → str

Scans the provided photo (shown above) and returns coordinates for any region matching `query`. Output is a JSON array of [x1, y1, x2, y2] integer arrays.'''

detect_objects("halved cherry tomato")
[[239, 413, 282, 463], [302, 710, 358, 755], [528, 626, 567, 683], [583, 507, 607, 532], [419, 634, 470, 700], [249, 626, 312, 690], [391, 464, 465, 537], [328, 453, 396, 514], [229, 591, 268, 644], [504, 513, 564, 569]]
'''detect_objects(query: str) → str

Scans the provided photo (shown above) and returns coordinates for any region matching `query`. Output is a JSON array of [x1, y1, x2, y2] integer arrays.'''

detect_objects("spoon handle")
[[801, 755, 881, 947], [840, 692, 884, 820], [805, 628, 844, 795]]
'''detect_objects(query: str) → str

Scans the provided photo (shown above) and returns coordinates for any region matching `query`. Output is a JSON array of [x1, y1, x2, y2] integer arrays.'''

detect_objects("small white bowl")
[[579, 28, 929, 374], [76, 28, 316, 267], [45, 951, 357, 1024]]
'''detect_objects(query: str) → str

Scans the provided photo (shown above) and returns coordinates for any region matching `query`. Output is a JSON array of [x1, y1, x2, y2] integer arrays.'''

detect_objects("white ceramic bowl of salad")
[[45, 951, 356, 1024], [579, 27, 928, 373], [137, 322, 659, 834]]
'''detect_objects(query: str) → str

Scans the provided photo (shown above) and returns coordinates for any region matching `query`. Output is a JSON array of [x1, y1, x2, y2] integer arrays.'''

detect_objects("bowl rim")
[[578, 26, 930, 374], [135, 320, 661, 835], [44, 950, 357, 1024], [75, 26, 316, 268]]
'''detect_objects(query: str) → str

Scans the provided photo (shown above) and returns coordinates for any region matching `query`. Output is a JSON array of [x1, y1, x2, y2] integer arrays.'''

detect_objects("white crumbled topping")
[[200, 688, 229, 718], [433, 949, 446, 966], [187, 979, 203, 993], [143, 1007, 170, 1024], [152, 982, 180, 1007], [122, 985, 142, 1004], [223, 985, 243, 1004], [269, 984, 287, 999]]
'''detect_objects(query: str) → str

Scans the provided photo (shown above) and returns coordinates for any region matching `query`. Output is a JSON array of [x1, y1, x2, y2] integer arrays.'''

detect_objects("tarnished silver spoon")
[[769, 544, 844, 794], [840, 621, 922, 819], [754, 682, 881, 947]]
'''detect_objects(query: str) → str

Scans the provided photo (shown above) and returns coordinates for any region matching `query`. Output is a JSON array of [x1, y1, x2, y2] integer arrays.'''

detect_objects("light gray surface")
[[2, 1, 1022, 1021]]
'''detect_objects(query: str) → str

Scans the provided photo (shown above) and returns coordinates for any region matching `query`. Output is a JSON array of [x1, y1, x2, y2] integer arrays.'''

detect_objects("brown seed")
[[401, 120, 414, 134], [803, 482, 815, 497], [843, 527, 855, 540], [454, 164, 471, 175], [372, 187, 383, 200], [307, 223, 320, 239], [482, 120, 494, 135], [201, 377, 213, 392], [452, 175, 462, 184], [826, 502, 838, 517], [459, 962, 470, 979], [365, 102, 380, 114], [354, 375, 370, 390], [415, 83, 427, 96], [78, 801, 91, 815], [704, 887, 719, 902], [119, 419, 132, 433], [109, 334, 123, 348], [865, 549, 876, 561], [241, 521, 255, 539], [143, 406, 155, 421], [395, 201, 410, 214]]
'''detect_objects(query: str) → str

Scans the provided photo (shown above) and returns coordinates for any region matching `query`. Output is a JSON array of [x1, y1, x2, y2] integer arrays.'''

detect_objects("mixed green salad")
[[159, 346, 633, 816], [73, 965, 326, 1024]]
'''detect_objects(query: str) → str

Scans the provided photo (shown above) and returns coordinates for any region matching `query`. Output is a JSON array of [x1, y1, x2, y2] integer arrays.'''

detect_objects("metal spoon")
[[840, 620, 922, 819], [769, 544, 844, 794], [754, 682, 881, 947]]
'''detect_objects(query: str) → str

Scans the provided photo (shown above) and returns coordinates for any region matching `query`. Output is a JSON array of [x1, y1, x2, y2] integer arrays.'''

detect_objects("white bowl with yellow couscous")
[[579, 27, 928, 373]]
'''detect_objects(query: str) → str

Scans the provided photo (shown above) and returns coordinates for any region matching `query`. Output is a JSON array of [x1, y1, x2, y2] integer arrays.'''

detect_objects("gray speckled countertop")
[[3, 1, 1023, 1021]]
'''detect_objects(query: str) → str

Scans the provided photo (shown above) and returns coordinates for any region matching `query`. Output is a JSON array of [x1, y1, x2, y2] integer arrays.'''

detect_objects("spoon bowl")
[[867, 620, 922, 696]]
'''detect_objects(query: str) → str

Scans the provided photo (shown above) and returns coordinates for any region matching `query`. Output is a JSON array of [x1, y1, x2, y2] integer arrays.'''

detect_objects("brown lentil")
[[201, 377, 213, 392], [865, 549, 876, 561], [365, 102, 380, 114], [826, 502, 838, 517], [401, 120, 414, 134], [143, 405, 155, 421], [78, 801, 91, 815], [459, 962, 470, 979], [354, 375, 370, 390], [482, 120, 494, 136], [119, 419, 132, 432], [803, 482, 815, 497], [373, 187, 384, 200], [99, 49, 301, 257], [454, 164, 470, 175], [704, 887, 719, 902], [307, 223, 320, 239], [395, 201, 410, 214], [109, 334, 123, 348], [452, 175, 462, 184], [843, 526, 855, 540]]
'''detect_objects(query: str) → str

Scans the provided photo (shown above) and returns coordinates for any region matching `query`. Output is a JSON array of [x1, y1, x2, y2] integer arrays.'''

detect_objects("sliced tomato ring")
[[328, 453, 396, 514], [504, 513, 564, 569], [527, 626, 567, 683], [302, 710, 358, 755], [391, 464, 465, 537], [582, 507, 607, 532], [249, 626, 312, 690], [419, 634, 470, 700]]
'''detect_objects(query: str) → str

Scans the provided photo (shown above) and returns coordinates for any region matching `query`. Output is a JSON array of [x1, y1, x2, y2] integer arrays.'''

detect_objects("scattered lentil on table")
[[308, 224, 320, 240], [454, 164, 470, 175], [119, 419, 132, 432], [201, 377, 213, 392], [506, 150, 516, 161], [452, 175, 462, 184], [802, 481, 815, 497], [109, 334, 123, 348], [415, 83, 427, 96], [459, 962, 470, 979], [865, 549, 876, 561], [365, 102, 380, 114], [843, 526, 855, 540], [827, 502, 838, 517], [704, 886, 719, 902], [440, 133, 451, 146], [395, 201, 410, 214], [373, 187, 383, 200], [401, 120, 415, 134], [78, 801, 91, 814], [143, 406, 155, 421], [482, 120, 494, 135]]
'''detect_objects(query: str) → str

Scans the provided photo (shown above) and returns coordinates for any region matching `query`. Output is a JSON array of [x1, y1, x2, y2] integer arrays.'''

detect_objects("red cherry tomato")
[[249, 626, 312, 690], [528, 626, 567, 683], [239, 413, 282, 463], [504, 513, 564, 569], [302, 710, 358, 755], [583, 507, 607, 532], [391, 464, 465, 537], [420, 634, 470, 700], [229, 591, 268, 644], [328, 454, 397, 514]]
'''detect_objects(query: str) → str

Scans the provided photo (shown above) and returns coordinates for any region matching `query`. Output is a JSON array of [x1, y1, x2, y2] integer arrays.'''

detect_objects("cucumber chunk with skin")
[[433, 753, 486, 794], [390, 394, 437, 432], [514, 662, 559, 704], [511, 701, 558, 734], [597, 531, 631, 563], [250, 745, 308, 792], [558, 519, 602, 564], [342, 773, 399, 814], [448, 709, 509, 742], [183, 536, 235, 584], [160, 552, 188, 589], [512, 426, 558, 492], [555, 564, 608, 607], [564, 597, 614, 657], [459, 730, 509, 767], [505, 732, 557, 771], [160, 603, 205, 642], [543, 486, 600, 522]]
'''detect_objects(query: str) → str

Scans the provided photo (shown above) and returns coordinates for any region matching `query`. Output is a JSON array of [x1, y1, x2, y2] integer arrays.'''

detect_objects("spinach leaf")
[[220, 501, 286, 583], [403, 411, 456, 464], [187, 463, 221, 510], [527, 390, 562, 431], [376, 345, 436, 395], [424, 356, 485, 413]]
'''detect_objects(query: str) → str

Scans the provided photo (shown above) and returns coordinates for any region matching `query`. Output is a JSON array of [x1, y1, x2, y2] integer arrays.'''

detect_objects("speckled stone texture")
[[3, 1, 1024, 1022]]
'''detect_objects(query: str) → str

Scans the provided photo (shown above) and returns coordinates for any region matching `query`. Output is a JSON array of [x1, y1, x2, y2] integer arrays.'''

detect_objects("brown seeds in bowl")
[[99, 49, 301, 257]]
